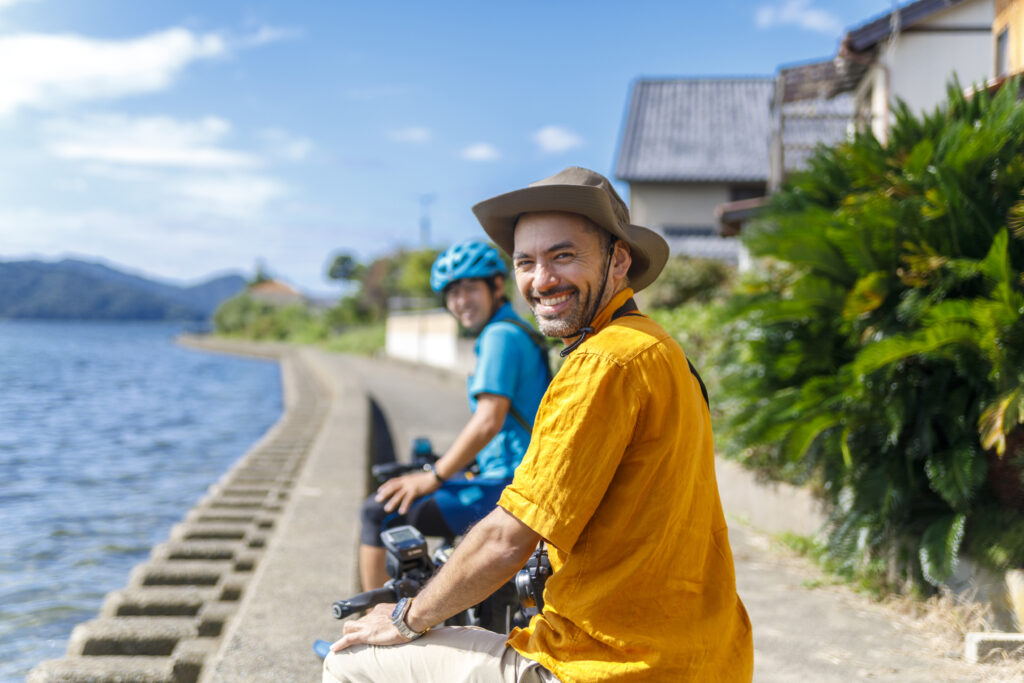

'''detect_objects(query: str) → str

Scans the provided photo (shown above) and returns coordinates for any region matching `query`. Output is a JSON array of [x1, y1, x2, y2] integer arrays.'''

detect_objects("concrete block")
[[216, 487, 272, 497], [66, 617, 198, 656], [185, 509, 256, 524], [1007, 569, 1024, 632], [101, 587, 217, 617], [129, 561, 228, 588], [964, 631, 1024, 663], [151, 540, 238, 562], [172, 639, 220, 683], [196, 601, 239, 637], [28, 656, 176, 683], [169, 522, 248, 541], [200, 500, 266, 510]]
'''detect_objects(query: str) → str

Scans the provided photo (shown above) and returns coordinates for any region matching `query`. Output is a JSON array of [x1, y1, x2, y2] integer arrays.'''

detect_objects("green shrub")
[[721, 80, 1024, 589], [323, 322, 386, 355], [213, 295, 327, 342], [644, 256, 734, 309]]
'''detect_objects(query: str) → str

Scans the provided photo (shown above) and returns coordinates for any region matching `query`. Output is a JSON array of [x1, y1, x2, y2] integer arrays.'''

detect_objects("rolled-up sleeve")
[[498, 352, 639, 552]]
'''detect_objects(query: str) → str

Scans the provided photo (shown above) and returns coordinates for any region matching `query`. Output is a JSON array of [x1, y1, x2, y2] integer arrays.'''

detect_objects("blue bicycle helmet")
[[430, 240, 507, 293]]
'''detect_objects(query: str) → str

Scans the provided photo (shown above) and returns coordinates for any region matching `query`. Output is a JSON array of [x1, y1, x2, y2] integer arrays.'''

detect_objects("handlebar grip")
[[371, 462, 415, 481], [331, 586, 397, 619]]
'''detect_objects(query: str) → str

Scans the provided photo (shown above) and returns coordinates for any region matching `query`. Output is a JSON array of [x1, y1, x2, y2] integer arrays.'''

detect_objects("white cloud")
[[755, 0, 843, 36], [259, 127, 313, 161], [238, 25, 302, 48], [532, 125, 583, 154], [388, 126, 432, 144], [0, 0, 36, 14], [174, 174, 289, 219], [0, 28, 226, 116], [461, 142, 499, 162], [0, 206, 269, 282], [44, 114, 260, 169]]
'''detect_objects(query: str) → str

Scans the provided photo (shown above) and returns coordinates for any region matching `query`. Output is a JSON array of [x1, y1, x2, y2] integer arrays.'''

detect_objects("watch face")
[[391, 598, 406, 621]]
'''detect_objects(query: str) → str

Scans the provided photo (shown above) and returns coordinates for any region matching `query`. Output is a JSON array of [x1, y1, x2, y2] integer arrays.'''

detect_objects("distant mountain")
[[0, 259, 247, 320]]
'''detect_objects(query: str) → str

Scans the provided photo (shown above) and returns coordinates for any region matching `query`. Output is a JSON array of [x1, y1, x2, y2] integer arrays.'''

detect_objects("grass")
[[771, 530, 1024, 680], [322, 322, 386, 355]]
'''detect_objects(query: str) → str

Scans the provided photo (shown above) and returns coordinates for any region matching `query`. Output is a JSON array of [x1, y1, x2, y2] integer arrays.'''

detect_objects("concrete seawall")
[[29, 338, 368, 682]]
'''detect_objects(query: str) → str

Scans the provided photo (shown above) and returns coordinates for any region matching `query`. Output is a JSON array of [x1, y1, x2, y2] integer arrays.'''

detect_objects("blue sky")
[[0, 0, 897, 294]]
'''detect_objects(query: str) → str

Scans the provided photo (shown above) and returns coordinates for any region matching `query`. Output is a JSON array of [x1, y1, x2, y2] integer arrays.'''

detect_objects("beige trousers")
[[322, 626, 560, 683]]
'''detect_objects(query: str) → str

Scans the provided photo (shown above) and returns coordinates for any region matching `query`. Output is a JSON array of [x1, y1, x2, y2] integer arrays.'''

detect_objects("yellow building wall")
[[995, 0, 1024, 75]]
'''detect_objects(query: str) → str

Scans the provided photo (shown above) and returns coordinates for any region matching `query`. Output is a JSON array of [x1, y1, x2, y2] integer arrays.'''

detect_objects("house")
[[615, 78, 774, 266], [247, 279, 306, 307], [840, 0, 994, 143], [741, 0, 994, 236], [993, 0, 1024, 78], [614, 1, 995, 263], [769, 0, 993, 188]]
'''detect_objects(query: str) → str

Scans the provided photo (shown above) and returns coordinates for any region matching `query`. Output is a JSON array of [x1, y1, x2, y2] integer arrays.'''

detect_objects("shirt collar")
[[585, 287, 636, 335]]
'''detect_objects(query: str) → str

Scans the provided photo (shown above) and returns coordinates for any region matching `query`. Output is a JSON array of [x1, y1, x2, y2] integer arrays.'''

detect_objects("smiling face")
[[444, 276, 504, 334], [512, 211, 631, 340]]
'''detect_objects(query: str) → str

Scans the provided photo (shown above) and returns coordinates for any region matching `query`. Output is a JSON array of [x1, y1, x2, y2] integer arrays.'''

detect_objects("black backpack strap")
[[492, 317, 551, 432], [687, 360, 709, 410], [611, 298, 710, 410], [507, 404, 533, 433], [497, 318, 552, 382]]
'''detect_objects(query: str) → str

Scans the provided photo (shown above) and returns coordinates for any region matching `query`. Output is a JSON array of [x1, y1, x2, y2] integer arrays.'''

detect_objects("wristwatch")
[[423, 462, 446, 485], [391, 597, 428, 640]]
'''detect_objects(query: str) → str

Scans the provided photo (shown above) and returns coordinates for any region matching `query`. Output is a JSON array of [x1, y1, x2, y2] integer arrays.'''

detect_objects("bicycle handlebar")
[[331, 586, 396, 619]]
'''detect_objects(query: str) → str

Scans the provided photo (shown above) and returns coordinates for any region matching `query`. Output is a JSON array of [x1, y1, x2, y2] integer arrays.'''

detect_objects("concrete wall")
[[629, 181, 731, 228], [385, 309, 474, 376], [628, 181, 743, 262]]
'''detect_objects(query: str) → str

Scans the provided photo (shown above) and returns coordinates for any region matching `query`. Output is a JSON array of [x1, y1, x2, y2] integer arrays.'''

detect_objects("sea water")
[[0, 321, 282, 681]]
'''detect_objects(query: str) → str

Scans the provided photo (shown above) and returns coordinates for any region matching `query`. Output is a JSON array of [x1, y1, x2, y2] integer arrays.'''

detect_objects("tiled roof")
[[615, 78, 775, 183], [249, 279, 301, 296], [778, 57, 869, 102], [846, 0, 972, 53]]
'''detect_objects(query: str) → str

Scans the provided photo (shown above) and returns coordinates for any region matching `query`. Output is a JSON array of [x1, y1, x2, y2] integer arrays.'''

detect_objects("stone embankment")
[[29, 338, 363, 682]]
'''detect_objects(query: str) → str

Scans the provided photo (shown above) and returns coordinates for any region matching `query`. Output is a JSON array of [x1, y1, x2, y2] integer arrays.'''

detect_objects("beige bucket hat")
[[471, 166, 670, 292]]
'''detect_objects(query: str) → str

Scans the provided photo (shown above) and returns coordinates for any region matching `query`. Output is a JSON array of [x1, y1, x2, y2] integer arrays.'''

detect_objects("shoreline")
[[29, 336, 368, 682]]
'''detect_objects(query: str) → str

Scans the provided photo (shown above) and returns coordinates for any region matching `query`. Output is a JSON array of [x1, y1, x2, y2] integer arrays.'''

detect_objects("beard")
[[530, 286, 593, 338]]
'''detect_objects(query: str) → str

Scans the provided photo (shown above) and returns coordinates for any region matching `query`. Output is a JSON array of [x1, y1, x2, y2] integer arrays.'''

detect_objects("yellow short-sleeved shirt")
[[498, 288, 753, 682]]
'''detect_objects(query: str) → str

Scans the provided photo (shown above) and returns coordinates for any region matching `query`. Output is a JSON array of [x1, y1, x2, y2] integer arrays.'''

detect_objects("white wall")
[[862, 0, 994, 141], [629, 182, 743, 262], [385, 309, 475, 375], [629, 181, 731, 229]]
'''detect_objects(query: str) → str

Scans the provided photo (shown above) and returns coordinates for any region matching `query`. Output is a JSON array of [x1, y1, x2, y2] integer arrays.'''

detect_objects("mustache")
[[530, 286, 576, 300]]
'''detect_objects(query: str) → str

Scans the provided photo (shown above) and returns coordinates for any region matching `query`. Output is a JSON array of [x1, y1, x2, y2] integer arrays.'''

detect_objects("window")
[[729, 185, 765, 202], [997, 27, 1010, 78], [662, 225, 715, 238]]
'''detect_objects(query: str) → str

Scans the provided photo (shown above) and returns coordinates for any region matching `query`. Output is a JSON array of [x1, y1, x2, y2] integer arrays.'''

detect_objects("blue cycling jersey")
[[466, 302, 549, 478]]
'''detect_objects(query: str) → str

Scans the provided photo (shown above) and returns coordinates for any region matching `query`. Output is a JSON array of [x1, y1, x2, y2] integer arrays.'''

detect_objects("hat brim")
[[472, 184, 668, 292]]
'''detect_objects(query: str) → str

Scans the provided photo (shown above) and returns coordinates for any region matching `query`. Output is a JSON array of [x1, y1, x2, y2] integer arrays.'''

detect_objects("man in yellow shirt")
[[324, 166, 753, 682]]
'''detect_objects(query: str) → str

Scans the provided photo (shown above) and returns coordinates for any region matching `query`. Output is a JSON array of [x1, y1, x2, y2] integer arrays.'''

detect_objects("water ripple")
[[0, 321, 281, 681]]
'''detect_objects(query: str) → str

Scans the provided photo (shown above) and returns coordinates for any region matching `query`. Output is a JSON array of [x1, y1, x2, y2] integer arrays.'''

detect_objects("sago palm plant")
[[723, 80, 1024, 589]]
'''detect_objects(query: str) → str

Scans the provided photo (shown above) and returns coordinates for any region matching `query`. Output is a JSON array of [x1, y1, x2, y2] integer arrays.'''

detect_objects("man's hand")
[[329, 603, 410, 652], [375, 471, 441, 514]]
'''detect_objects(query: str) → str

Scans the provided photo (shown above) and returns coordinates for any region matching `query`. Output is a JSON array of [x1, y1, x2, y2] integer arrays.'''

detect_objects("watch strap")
[[423, 462, 446, 485], [391, 597, 427, 640]]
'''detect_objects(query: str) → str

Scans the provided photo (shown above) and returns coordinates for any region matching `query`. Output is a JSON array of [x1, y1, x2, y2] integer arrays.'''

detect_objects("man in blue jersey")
[[357, 240, 550, 589]]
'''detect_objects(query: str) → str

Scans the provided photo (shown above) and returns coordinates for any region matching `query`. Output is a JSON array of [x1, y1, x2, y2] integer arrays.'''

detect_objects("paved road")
[[342, 354, 1020, 682]]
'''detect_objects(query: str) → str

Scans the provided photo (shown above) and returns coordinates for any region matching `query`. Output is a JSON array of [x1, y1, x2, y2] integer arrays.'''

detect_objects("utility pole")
[[419, 193, 436, 246]]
